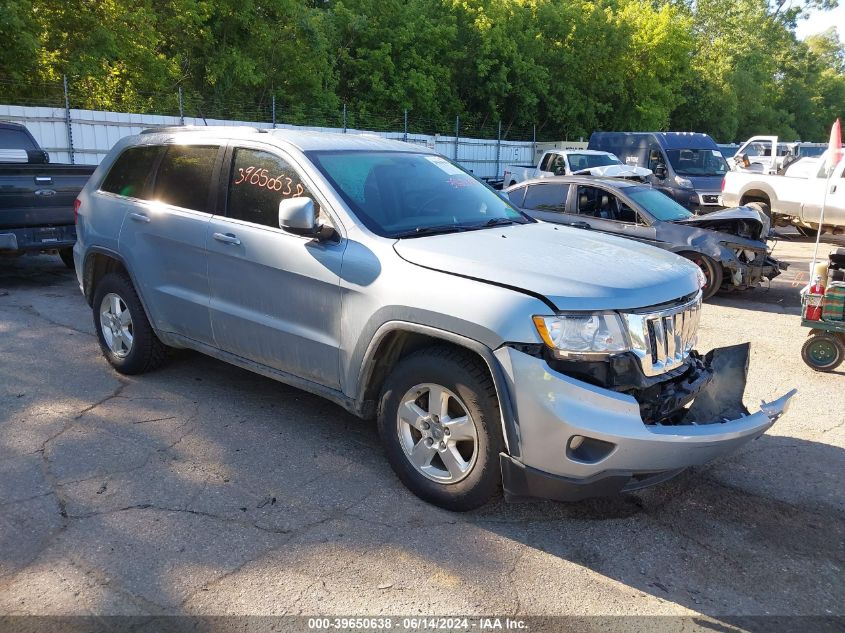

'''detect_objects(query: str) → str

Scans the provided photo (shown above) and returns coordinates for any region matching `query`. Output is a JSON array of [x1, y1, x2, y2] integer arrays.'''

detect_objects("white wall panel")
[[0, 104, 535, 178]]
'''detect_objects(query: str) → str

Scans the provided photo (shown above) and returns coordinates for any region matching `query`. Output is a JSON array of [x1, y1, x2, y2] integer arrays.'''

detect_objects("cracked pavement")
[[0, 233, 843, 619]]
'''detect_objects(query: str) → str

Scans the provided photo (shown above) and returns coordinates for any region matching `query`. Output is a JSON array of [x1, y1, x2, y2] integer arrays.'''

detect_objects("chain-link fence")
[[0, 76, 562, 179]]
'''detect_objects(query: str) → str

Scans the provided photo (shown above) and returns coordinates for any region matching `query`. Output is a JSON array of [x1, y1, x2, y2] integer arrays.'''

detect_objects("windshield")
[[307, 151, 530, 238], [627, 188, 693, 221], [665, 149, 729, 177], [568, 153, 621, 171]]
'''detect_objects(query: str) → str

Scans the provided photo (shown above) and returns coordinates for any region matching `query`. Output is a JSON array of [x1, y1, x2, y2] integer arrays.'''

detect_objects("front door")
[[206, 144, 344, 389], [573, 185, 657, 244]]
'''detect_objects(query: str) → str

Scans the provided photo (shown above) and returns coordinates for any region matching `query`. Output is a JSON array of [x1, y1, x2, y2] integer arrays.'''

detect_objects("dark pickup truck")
[[0, 121, 95, 267]]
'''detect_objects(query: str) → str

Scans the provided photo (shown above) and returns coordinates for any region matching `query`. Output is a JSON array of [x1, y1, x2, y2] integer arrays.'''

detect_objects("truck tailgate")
[[0, 164, 95, 230]]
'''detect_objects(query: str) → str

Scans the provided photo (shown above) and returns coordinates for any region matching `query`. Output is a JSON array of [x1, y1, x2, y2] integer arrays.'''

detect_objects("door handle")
[[129, 212, 150, 223], [568, 221, 591, 229], [832, 184, 838, 194], [213, 232, 241, 245]]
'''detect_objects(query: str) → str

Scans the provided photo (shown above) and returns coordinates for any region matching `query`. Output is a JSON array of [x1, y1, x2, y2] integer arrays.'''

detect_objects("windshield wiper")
[[482, 217, 520, 227], [392, 225, 473, 239]]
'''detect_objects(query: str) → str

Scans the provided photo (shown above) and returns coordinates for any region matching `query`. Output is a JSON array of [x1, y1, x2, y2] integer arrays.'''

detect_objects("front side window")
[[307, 151, 529, 238], [227, 148, 317, 228], [522, 184, 569, 212], [648, 148, 664, 170], [627, 187, 692, 221], [576, 186, 640, 223], [101, 145, 161, 199], [153, 145, 218, 211]]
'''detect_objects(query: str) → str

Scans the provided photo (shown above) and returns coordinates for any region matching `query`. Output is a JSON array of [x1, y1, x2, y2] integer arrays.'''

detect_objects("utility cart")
[[801, 247, 845, 372]]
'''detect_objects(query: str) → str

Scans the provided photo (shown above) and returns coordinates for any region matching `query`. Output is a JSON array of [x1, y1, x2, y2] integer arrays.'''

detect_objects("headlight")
[[532, 313, 630, 358], [675, 176, 693, 189]]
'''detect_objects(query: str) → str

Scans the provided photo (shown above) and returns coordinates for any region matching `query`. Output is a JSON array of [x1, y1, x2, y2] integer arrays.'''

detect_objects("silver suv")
[[72, 127, 795, 510]]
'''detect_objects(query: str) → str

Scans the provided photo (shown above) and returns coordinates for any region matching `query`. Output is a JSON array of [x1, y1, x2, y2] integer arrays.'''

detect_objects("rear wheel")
[[801, 332, 844, 372], [745, 201, 771, 221], [92, 272, 169, 374], [377, 346, 503, 511], [59, 248, 74, 269], [681, 252, 723, 300]]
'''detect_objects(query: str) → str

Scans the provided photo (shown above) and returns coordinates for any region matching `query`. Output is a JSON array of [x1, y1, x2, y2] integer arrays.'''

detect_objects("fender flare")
[[355, 320, 522, 458]]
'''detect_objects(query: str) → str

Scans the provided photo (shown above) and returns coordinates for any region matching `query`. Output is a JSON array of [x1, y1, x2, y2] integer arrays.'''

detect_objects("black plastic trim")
[[500, 453, 685, 502]]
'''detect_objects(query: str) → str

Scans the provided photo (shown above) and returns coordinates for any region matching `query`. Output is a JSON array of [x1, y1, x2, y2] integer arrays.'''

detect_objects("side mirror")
[[653, 163, 667, 179], [278, 197, 335, 241]]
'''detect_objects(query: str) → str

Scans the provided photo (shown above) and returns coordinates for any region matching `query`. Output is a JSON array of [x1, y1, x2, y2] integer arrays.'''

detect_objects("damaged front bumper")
[[723, 250, 786, 290], [496, 344, 796, 502]]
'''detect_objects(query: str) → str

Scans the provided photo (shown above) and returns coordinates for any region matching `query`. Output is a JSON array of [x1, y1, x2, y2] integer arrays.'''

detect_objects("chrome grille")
[[623, 293, 702, 377]]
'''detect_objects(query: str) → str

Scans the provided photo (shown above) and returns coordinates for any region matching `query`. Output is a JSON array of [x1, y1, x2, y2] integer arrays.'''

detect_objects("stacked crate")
[[822, 283, 845, 322]]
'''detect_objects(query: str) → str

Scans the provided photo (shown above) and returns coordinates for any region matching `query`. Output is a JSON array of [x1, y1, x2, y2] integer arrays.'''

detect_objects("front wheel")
[[801, 332, 845, 372], [377, 346, 503, 511], [681, 252, 723, 300]]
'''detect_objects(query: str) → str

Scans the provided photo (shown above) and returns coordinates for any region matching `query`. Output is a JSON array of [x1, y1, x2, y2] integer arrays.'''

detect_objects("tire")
[[745, 201, 771, 221], [681, 252, 723, 300], [92, 272, 169, 374], [58, 248, 74, 269], [377, 346, 503, 511], [801, 332, 845, 372]]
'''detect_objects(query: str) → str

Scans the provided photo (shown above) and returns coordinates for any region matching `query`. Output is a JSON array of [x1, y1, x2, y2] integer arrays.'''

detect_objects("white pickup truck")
[[502, 149, 651, 187], [720, 152, 845, 235]]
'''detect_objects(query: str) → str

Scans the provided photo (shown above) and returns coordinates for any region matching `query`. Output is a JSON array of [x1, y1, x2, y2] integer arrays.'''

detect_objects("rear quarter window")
[[101, 146, 161, 199], [0, 128, 37, 151]]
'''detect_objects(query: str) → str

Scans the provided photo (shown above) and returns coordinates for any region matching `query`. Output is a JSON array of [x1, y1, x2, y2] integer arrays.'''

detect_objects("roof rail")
[[139, 125, 262, 135]]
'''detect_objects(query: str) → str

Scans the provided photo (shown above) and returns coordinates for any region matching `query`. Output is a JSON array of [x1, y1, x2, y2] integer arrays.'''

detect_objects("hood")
[[571, 164, 652, 181], [685, 175, 725, 191], [675, 206, 769, 241], [393, 223, 700, 311]]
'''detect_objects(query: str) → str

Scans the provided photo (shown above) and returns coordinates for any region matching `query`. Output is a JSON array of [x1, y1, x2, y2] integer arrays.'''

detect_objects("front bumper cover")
[[496, 343, 796, 502]]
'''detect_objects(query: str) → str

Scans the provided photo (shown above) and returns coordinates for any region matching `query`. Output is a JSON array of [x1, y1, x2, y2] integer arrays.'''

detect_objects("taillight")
[[720, 177, 725, 192], [73, 198, 81, 224]]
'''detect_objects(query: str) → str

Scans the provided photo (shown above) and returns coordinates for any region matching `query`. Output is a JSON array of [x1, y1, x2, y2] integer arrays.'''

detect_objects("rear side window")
[[522, 184, 569, 212], [153, 145, 218, 212], [101, 146, 161, 199], [0, 128, 37, 151], [227, 148, 316, 228]]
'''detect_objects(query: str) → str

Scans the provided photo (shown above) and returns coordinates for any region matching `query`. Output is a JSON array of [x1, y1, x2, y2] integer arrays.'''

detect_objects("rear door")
[[206, 143, 344, 388], [518, 182, 578, 225], [116, 143, 220, 345]]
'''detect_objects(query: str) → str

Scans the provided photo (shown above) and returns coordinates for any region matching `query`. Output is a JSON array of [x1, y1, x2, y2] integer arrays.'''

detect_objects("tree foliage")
[[1, 0, 842, 141]]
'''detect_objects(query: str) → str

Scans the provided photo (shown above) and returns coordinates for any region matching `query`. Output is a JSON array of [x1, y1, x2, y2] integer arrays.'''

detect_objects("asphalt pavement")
[[0, 232, 842, 626]]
